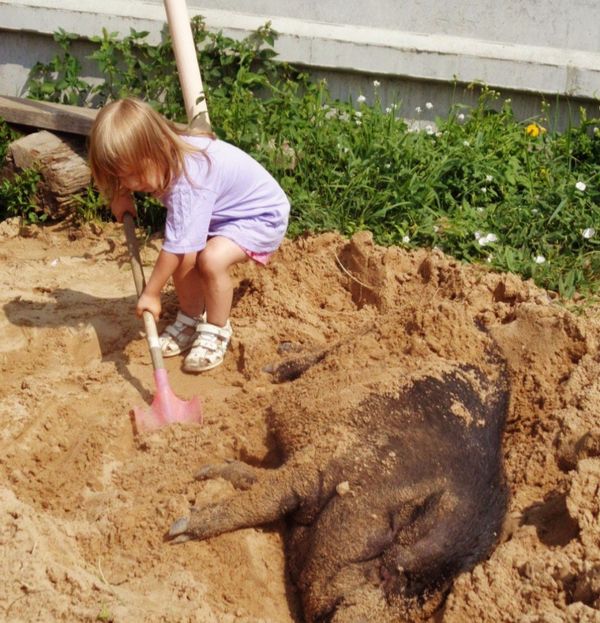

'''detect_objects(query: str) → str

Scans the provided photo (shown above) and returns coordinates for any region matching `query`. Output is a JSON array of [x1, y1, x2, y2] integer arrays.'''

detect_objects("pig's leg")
[[168, 463, 320, 541]]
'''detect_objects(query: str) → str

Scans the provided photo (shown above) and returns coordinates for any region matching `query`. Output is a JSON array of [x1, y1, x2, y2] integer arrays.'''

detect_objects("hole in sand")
[[521, 492, 579, 547]]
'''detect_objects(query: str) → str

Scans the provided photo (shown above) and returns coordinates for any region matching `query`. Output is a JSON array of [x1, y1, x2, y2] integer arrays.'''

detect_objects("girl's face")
[[120, 161, 163, 194]]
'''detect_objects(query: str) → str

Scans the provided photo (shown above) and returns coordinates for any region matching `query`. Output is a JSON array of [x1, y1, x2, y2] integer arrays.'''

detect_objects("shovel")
[[122, 0, 209, 430], [123, 212, 202, 432]]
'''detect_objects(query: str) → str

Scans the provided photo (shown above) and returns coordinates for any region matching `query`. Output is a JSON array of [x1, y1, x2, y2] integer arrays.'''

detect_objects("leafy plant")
[[28, 29, 91, 105], [0, 168, 44, 223], [72, 185, 111, 223], [11, 22, 600, 296], [0, 117, 19, 165]]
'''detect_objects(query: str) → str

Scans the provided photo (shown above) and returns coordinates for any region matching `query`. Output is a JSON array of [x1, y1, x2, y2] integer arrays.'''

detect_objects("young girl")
[[89, 97, 290, 372]]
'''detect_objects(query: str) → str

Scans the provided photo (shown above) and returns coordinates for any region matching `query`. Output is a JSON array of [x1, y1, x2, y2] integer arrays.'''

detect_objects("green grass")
[[1, 20, 599, 297]]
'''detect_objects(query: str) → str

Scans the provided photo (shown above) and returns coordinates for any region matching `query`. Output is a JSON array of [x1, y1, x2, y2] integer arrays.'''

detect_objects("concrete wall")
[[1, 0, 599, 127]]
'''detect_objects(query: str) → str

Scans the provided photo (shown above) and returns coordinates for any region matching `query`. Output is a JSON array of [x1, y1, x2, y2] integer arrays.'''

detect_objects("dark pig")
[[169, 316, 509, 622]]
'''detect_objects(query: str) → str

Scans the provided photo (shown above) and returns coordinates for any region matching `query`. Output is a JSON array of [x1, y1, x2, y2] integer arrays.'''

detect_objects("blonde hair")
[[88, 97, 214, 199]]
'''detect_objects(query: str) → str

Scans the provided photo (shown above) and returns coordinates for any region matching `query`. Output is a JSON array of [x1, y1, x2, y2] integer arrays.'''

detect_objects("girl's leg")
[[159, 252, 204, 357], [196, 236, 248, 326], [172, 252, 205, 317], [183, 237, 248, 372]]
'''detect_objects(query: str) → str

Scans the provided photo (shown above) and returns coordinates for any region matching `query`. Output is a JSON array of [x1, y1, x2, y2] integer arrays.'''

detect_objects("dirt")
[[1, 218, 599, 623]]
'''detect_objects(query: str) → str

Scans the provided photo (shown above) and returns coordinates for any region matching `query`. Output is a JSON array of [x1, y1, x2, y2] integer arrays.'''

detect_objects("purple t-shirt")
[[160, 136, 290, 254]]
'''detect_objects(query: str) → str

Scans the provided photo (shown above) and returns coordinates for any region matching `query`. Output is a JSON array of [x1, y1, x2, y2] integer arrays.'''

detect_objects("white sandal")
[[183, 321, 232, 372], [159, 310, 204, 357]]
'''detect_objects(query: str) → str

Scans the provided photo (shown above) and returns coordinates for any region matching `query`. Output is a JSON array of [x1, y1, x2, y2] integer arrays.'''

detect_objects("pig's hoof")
[[169, 516, 190, 538], [166, 503, 229, 542], [194, 460, 258, 490], [169, 534, 193, 544]]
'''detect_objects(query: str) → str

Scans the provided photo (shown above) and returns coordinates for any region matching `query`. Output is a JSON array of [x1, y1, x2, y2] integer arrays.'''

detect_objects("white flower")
[[463, 140, 470, 147], [477, 207, 484, 213], [478, 233, 497, 246], [436, 131, 443, 138], [481, 187, 487, 193], [339, 112, 350, 122], [415, 106, 422, 114], [325, 109, 337, 120], [373, 80, 381, 87], [433, 225, 439, 233], [354, 111, 362, 118], [485, 175, 494, 182], [474, 231, 482, 240], [534, 255, 546, 264], [425, 102, 433, 110], [384, 163, 391, 169], [357, 94, 367, 103], [385, 106, 392, 114], [582, 227, 596, 239], [575, 181, 587, 192], [458, 113, 465, 122], [425, 125, 434, 135], [402, 235, 410, 244], [532, 208, 539, 214], [486, 255, 493, 263]]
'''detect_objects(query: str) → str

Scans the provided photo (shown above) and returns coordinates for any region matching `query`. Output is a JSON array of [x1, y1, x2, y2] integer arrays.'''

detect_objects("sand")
[[1, 218, 599, 623]]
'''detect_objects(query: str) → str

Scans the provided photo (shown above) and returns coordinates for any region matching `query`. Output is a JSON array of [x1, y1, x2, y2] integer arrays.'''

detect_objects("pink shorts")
[[243, 248, 273, 265]]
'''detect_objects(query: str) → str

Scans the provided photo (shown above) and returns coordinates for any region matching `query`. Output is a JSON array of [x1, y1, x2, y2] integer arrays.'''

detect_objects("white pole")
[[163, 0, 211, 130]]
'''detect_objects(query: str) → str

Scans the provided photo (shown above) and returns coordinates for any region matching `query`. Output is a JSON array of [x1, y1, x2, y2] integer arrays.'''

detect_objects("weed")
[[95, 603, 114, 623], [0, 168, 44, 223], [0, 118, 19, 165], [72, 185, 110, 223]]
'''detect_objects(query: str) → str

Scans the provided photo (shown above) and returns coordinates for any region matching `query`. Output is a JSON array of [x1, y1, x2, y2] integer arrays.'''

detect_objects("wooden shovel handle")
[[123, 212, 146, 296], [163, 0, 211, 131], [122, 212, 165, 371]]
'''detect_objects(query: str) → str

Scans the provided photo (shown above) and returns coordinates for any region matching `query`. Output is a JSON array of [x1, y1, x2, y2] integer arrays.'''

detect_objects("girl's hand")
[[111, 192, 137, 223], [136, 290, 161, 322]]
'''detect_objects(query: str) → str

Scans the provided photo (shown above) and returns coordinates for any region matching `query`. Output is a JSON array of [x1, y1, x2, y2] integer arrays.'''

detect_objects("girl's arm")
[[136, 250, 180, 320]]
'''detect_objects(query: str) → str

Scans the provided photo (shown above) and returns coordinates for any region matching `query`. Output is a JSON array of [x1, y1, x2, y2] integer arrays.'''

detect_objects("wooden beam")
[[8, 130, 91, 217], [0, 96, 98, 136]]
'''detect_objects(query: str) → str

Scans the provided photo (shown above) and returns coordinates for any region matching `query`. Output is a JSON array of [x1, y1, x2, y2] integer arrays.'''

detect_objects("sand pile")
[[0, 218, 599, 622]]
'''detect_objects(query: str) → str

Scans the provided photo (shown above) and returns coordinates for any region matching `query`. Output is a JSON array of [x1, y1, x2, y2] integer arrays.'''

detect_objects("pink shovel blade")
[[133, 369, 203, 433]]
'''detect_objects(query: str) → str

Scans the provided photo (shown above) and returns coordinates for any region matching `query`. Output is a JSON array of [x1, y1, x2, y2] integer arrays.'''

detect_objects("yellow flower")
[[526, 123, 546, 138]]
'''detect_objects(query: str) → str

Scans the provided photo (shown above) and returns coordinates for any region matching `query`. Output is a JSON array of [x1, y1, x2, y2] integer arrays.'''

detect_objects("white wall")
[[0, 0, 599, 126]]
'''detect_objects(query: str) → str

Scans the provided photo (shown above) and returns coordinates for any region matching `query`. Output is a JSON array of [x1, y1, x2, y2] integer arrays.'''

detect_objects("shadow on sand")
[[3, 286, 154, 403]]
